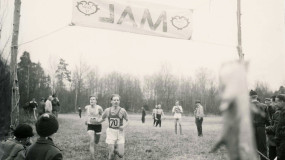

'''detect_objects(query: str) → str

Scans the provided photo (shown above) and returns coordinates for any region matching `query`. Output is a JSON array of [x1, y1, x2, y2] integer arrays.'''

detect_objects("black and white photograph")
[[0, 0, 285, 159]]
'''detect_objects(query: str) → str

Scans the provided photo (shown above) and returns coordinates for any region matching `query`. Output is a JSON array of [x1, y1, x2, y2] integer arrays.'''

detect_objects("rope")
[[18, 25, 69, 47], [256, 150, 270, 160]]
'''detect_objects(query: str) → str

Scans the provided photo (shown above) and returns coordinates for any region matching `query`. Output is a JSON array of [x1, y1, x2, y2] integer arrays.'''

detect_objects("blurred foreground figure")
[[211, 61, 258, 160]]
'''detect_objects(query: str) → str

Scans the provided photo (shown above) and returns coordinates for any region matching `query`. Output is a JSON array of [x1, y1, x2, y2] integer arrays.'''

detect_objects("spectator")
[[45, 96, 53, 113], [1, 124, 34, 160], [26, 113, 62, 160], [266, 96, 280, 160], [275, 94, 285, 160], [38, 97, 45, 117], [250, 90, 270, 160], [28, 98, 38, 120], [141, 107, 146, 124], [194, 100, 204, 137], [78, 106, 82, 118], [51, 94, 60, 118]]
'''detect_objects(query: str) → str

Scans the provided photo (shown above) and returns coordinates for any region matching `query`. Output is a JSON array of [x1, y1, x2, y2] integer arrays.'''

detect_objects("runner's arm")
[[120, 110, 129, 130]]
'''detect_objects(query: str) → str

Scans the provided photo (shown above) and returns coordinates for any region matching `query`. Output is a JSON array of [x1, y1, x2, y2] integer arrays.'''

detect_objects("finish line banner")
[[72, 0, 193, 40]]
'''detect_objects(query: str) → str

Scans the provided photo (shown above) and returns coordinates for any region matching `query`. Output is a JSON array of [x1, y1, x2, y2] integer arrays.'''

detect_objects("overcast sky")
[[1, 0, 284, 90]]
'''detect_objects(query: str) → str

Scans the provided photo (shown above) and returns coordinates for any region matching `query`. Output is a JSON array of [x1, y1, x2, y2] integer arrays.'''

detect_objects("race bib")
[[175, 107, 181, 113], [109, 118, 120, 128], [90, 117, 97, 124]]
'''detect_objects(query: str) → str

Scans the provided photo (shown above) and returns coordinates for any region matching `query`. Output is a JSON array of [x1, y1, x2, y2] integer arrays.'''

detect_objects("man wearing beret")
[[250, 90, 270, 160], [26, 113, 62, 160]]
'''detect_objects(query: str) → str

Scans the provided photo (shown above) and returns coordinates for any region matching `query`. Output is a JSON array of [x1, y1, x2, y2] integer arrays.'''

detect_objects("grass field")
[[30, 114, 228, 160]]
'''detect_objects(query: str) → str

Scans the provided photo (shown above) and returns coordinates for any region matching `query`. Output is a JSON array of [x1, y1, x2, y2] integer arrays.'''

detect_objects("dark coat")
[[25, 137, 62, 160], [51, 99, 60, 112], [1, 138, 26, 160], [266, 109, 281, 146], [252, 101, 270, 127], [275, 108, 285, 145], [275, 108, 285, 159]]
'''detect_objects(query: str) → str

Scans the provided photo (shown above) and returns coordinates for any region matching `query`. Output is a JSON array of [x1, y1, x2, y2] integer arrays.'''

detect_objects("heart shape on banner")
[[76, 1, 100, 16], [171, 16, 190, 30]]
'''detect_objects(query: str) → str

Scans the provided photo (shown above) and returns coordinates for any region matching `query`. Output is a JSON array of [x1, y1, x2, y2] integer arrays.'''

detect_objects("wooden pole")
[[10, 0, 21, 128], [237, 0, 244, 60]]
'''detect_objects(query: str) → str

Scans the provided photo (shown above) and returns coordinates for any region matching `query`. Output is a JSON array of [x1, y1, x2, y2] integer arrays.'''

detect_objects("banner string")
[[18, 24, 69, 47]]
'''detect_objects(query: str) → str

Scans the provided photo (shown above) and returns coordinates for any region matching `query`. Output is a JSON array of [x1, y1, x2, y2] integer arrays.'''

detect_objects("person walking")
[[172, 101, 183, 135], [194, 100, 204, 137]]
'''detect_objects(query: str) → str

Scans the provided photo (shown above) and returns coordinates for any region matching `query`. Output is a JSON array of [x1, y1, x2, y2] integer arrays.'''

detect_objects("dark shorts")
[[87, 124, 102, 133]]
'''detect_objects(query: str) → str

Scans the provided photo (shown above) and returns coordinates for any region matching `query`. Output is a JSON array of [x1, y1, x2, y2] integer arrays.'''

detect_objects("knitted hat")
[[14, 124, 34, 138], [36, 113, 59, 137], [249, 90, 257, 96]]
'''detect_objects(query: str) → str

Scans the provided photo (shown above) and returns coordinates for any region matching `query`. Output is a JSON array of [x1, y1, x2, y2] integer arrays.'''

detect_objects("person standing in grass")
[[78, 106, 82, 118], [194, 100, 204, 137], [172, 101, 183, 135], [141, 107, 146, 124], [38, 97, 45, 117], [97, 94, 129, 160], [155, 104, 164, 127], [84, 95, 104, 160], [45, 95, 53, 113], [152, 105, 158, 126]]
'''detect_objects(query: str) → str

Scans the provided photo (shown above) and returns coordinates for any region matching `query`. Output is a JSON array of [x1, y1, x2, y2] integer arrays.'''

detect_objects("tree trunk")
[[10, 0, 21, 128]]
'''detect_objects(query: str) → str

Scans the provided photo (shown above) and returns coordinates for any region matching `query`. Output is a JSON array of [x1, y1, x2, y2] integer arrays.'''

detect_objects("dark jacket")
[[25, 137, 62, 160], [252, 101, 270, 127], [266, 109, 281, 146], [275, 108, 285, 146], [142, 109, 146, 117], [1, 138, 26, 160], [51, 99, 60, 112]]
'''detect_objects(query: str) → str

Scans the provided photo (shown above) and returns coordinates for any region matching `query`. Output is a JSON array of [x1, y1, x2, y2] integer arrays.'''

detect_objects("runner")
[[152, 105, 158, 126], [155, 104, 164, 127], [98, 94, 129, 160], [85, 95, 104, 160], [172, 101, 183, 135]]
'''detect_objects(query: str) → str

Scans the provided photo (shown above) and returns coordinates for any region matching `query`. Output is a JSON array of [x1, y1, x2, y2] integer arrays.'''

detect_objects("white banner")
[[72, 0, 193, 39]]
